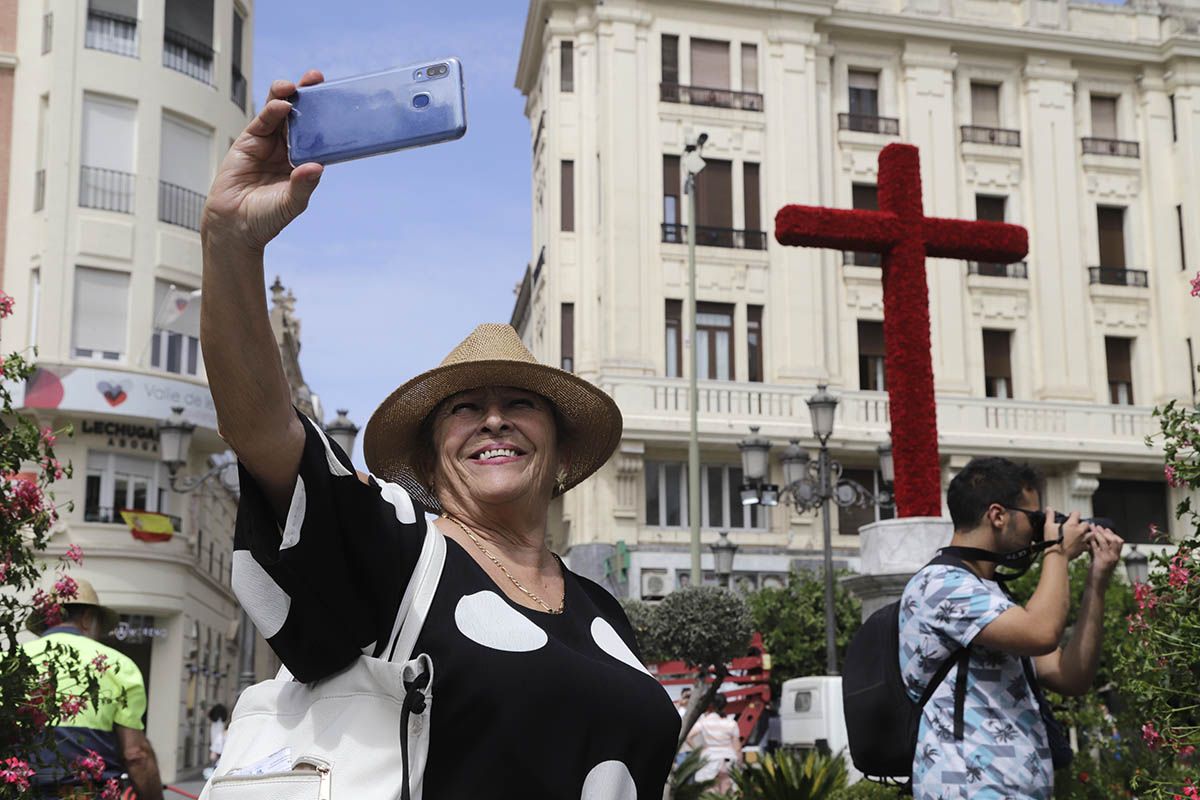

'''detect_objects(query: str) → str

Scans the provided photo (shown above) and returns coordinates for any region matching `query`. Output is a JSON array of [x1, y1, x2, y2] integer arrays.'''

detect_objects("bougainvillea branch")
[[775, 143, 1028, 517]]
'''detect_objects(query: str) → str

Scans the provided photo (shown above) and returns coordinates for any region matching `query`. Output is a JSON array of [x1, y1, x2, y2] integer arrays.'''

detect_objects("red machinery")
[[648, 632, 772, 743]]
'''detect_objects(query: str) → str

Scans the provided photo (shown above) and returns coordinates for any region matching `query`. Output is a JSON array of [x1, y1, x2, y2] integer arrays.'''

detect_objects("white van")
[[779, 676, 859, 781]]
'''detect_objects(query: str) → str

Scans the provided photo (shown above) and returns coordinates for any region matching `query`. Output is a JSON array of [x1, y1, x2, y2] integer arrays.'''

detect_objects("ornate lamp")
[[710, 530, 738, 587], [158, 407, 195, 475], [324, 409, 360, 457], [807, 384, 839, 442], [1124, 546, 1149, 585], [877, 435, 895, 484]]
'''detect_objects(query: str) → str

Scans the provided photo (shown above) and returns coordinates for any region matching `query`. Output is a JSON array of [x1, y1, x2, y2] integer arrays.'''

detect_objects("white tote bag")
[[202, 528, 446, 800]]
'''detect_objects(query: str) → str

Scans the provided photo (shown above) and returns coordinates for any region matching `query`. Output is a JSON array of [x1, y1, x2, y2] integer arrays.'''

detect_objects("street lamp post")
[[711, 530, 738, 588], [738, 384, 895, 675], [1124, 546, 1149, 585], [683, 132, 708, 586]]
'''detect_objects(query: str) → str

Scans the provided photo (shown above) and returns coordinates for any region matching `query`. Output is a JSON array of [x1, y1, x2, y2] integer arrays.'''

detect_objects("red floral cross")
[[775, 143, 1028, 517]]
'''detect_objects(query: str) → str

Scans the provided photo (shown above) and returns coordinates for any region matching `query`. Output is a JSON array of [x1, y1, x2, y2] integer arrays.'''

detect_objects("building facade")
[[1, 0, 257, 781], [512, 0, 1200, 599]]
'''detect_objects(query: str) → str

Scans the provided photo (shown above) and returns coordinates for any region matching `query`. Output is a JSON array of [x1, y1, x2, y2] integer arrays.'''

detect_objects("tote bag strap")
[[384, 525, 447, 664]]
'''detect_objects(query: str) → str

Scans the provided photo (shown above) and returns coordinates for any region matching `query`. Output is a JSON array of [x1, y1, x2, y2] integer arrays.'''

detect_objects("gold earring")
[[555, 468, 567, 494]]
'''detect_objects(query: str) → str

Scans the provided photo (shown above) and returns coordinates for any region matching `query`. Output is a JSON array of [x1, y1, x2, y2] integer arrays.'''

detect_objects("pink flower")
[[100, 778, 122, 799], [63, 544, 84, 565], [1144, 722, 1163, 749], [5, 477, 44, 519], [1170, 562, 1192, 590], [0, 756, 35, 790], [90, 654, 110, 675], [59, 695, 86, 718], [0, 560, 9, 583], [1134, 582, 1158, 612], [1179, 745, 1197, 761], [41, 427, 57, 447], [0, 290, 14, 318], [54, 574, 79, 601], [1166, 464, 1185, 488], [32, 588, 62, 629], [41, 456, 65, 481], [1127, 612, 1146, 633], [72, 750, 106, 782], [1191, 271, 1200, 297]]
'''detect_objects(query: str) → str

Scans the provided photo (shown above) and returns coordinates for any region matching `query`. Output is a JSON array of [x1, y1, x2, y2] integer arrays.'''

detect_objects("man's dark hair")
[[710, 694, 728, 715], [209, 704, 229, 723], [947, 457, 1044, 531]]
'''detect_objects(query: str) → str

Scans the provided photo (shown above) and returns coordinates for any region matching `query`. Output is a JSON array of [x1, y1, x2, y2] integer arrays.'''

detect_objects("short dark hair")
[[710, 694, 728, 714], [947, 457, 1044, 531], [209, 704, 229, 723]]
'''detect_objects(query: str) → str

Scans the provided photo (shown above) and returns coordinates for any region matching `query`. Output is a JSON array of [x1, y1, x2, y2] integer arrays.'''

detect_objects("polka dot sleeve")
[[233, 412, 427, 683]]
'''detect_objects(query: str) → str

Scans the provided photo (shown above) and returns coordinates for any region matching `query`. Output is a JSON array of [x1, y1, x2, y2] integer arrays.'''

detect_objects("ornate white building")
[[511, 0, 1200, 599], [0, 0, 261, 780]]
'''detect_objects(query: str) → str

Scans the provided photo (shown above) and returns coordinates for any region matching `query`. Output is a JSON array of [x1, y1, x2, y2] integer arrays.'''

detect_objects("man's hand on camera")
[[1086, 526, 1124, 583], [1047, 509, 1092, 561]]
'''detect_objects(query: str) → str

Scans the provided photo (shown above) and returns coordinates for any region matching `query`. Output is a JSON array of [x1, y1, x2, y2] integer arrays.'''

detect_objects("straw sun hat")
[[363, 323, 623, 511], [27, 576, 120, 636]]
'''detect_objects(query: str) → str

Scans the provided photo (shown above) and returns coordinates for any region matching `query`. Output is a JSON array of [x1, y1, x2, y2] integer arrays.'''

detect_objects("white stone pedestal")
[[841, 516, 954, 620]]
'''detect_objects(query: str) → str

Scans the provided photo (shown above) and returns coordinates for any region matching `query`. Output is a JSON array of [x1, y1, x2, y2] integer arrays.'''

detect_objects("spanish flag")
[[119, 509, 175, 543]]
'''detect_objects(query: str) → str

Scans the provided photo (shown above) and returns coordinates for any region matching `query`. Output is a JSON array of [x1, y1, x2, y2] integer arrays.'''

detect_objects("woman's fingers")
[[297, 69, 325, 87], [265, 79, 298, 105], [280, 163, 324, 218], [244, 98, 293, 139]]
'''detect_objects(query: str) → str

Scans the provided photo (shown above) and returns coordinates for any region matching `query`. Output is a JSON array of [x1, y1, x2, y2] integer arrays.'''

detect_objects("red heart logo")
[[97, 381, 128, 407]]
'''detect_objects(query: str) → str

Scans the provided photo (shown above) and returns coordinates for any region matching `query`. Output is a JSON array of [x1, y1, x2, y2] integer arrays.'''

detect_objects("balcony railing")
[[968, 261, 1028, 279], [158, 181, 205, 231], [660, 82, 764, 112], [1089, 266, 1149, 287], [85, 10, 138, 58], [662, 223, 768, 250], [41, 12, 53, 54], [602, 376, 1156, 452], [84, 505, 182, 531], [231, 65, 247, 111], [961, 125, 1020, 147], [839, 113, 900, 135], [1081, 137, 1140, 158], [163, 28, 213, 84], [34, 169, 45, 212], [79, 166, 134, 214], [532, 110, 545, 154], [843, 251, 882, 268]]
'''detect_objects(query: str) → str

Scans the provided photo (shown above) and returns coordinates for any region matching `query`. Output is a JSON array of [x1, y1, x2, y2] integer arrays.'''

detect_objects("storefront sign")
[[16, 364, 217, 431], [111, 621, 169, 643], [80, 419, 161, 453]]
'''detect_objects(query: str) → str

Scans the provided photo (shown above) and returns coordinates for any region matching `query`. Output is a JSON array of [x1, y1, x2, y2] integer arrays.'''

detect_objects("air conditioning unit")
[[641, 570, 669, 600]]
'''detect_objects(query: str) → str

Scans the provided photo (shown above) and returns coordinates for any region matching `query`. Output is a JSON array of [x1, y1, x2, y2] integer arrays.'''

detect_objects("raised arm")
[[200, 71, 326, 516]]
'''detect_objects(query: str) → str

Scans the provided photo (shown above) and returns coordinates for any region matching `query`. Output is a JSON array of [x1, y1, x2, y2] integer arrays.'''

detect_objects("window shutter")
[[690, 39, 730, 89], [73, 267, 130, 356]]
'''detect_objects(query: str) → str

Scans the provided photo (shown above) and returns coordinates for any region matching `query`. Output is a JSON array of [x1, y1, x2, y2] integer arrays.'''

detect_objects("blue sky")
[[252, 1, 532, 466]]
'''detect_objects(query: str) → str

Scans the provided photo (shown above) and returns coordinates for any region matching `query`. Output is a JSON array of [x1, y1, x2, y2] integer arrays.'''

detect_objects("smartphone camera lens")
[[413, 93, 431, 109]]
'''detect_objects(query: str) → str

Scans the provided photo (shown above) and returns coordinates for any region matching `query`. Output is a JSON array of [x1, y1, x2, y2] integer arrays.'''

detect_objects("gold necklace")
[[441, 514, 565, 615]]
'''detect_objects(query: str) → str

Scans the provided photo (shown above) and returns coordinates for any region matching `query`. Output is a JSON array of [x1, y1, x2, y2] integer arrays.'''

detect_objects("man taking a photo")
[[899, 457, 1124, 799]]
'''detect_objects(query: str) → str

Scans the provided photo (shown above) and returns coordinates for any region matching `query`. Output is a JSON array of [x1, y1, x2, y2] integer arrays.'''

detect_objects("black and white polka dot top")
[[233, 414, 680, 799]]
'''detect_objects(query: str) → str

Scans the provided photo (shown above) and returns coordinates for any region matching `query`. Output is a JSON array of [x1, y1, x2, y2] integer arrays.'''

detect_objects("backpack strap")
[[384, 525, 447, 664], [915, 553, 974, 741]]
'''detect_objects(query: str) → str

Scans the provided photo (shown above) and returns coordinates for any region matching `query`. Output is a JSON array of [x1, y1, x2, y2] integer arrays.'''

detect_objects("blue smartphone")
[[286, 58, 467, 166]]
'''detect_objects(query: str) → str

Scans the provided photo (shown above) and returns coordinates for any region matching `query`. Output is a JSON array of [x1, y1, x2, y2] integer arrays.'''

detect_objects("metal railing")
[[843, 251, 882, 268], [231, 65, 247, 110], [532, 111, 545, 154], [661, 223, 768, 250], [163, 27, 214, 84], [158, 181, 206, 231], [42, 12, 53, 54], [961, 125, 1021, 146], [85, 10, 138, 57], [34, 169, 45, 212], [532, 246, 545, 284], [660, 82, 764, 112], [968, 260, 1028, 279], [839, 113, 900, 135], [79, 166, 134, 214], [1082, 137, 1140, 158], [84, 505, 183, 531], [1089, 266, 1149, 287]]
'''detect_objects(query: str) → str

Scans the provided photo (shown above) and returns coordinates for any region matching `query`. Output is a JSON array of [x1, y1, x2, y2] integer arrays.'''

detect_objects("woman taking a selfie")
[[201, 72, 679, 797]]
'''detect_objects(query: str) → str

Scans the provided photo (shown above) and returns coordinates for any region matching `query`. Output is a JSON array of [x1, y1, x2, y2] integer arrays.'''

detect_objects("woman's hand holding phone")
[[201, 70, 326, 253]]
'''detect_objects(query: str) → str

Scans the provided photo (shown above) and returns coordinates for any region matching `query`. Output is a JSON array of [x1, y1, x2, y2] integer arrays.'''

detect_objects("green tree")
[[745, 569, 862, 692]]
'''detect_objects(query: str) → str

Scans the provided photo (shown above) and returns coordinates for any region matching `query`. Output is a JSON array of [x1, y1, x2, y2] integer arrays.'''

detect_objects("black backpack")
[[841, 553, 970, 785]]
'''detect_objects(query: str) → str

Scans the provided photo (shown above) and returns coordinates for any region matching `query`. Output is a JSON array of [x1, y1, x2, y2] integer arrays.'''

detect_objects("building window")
[[1097, 206, 1127, 268], [691, 39, 729, 89], [970, 82, 1001, 128], [983, 329, 1013, 399], [231, 8, 246, 110], [697, 302, 734, 380], [163, 0, 214, 84], [747, 305, 764, 383], [151, 280, 201, 376], [561, 303, 575, 372], [560, 40, 574, 92], [560, 160, 574, 232], [80, 94, 136, 213], [86, 0, 138, 58], [662, 34, 679, 84], [743, 162, 761, 234], [1189, 338, 1197, 403], [84, 451, 167, 524], [645, 461, 765, 529], [159, 114, 212, 231], [28, 269, 41, 348], [858, 320, 886, 391], [1091, 94, 1119, 139], [663, 155, 680, 230], [1170, 94, 1178, 142], [976, 194, 1006, 222], [665, 299, 682, 378], [695, 158, 733, 231], [72, 267, 129, 361], [848, 70, 880, 118], [847, 184, 880, 266], [1091, 479, 1169, 544], [1179, 205, 1187, 272], [741, 43, 758, 93], [35, 94, 49, 211], [837, 468, 894, 535], [1106, 337, 1134, 405]]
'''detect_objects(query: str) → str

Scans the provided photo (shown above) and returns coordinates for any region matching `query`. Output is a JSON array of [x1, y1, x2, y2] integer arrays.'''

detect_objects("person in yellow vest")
[[22, 578, 164, 800]]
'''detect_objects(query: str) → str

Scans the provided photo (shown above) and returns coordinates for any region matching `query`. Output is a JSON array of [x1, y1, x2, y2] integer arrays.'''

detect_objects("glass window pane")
[[85, 473, 102, 519], [665, 463, 683, 526], [697, 329, 711, 379], [707, 466, 723, 528], [166, 332, 182, 373], [187, 336, 199, 374], [715, 331, 731, 380], [150, 330, 161, 367], [132, 479, 148, 510], [645, 462, 661, 526], [114, 474, 129, 510]]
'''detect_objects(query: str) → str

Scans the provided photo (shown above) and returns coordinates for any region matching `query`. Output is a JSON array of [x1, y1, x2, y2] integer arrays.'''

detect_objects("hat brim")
[[363, 360, 623, 512], [26, 603, 121, 637]]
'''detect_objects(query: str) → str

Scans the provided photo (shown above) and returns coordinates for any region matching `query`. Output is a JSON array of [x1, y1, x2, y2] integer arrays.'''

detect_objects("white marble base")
[[843, 516, 954, 620]]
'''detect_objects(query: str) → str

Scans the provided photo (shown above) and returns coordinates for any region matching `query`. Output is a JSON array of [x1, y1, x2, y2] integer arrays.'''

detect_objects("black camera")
[[1052, 512, 1115, 529]]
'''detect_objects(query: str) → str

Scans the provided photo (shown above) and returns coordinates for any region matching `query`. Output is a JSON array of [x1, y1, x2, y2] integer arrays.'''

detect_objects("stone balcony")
[[601, 376, 1160, 461]]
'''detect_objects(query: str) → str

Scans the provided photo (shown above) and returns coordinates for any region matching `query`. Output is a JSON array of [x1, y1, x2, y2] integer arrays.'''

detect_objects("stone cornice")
[[0, 53, 17, 70]]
